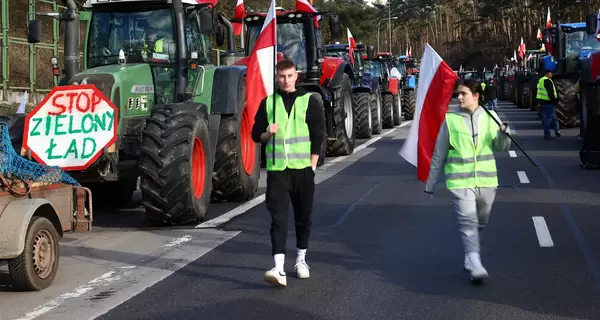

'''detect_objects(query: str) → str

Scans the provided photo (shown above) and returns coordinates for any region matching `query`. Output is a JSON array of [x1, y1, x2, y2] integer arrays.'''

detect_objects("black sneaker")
[[555, 131, 561, 138]]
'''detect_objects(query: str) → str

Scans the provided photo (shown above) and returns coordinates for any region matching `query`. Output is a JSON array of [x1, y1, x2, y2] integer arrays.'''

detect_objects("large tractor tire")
[[381, 93, 394, 129], [370, 90, 382, 134], [502, 81, 511, 101], [212, 80, 260, 202], [326, 73, 356, 156], [555, 78, 578, 128], [403, 89, 416, 120], [522, 85, 531, 109], [140, 104, 212, 226], [354, 91, 372, 139], [393, 93, 402, 125]]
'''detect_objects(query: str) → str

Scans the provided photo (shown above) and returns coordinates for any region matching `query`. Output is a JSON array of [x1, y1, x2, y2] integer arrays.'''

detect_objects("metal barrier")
[[1, 0, 65, 101]]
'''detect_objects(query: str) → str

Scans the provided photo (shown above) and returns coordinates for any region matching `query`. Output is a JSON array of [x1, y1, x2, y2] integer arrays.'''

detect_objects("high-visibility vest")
[[481, 82, 486, 91], [444, 111, 499, 189], [536, 76, 556, 101], [265, 93, 312, 171], [142, 38, 165, 54]]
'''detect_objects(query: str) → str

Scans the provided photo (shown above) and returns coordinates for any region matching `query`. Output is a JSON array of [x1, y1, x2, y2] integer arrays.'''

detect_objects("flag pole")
[[271, 5, 276, 165], [481, 107, 538, 167]]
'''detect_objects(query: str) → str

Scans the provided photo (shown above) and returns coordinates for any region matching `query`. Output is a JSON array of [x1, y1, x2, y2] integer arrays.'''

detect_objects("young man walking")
[[251, 59, 325, 287]]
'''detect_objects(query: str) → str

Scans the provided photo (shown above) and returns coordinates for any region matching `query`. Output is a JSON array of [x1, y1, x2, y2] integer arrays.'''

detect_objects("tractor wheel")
[[140, 104, 212, 226], [212, 80, 260, 202], [522, 85, 531, 109], [370, 90, 382, 134], [8, 216, 60, 291], [555, 78, 578, 128], [381, 93, 394, 129], [502, 81, 511, 101], [393, 93, 402, 125], [309, 92, 327, 166], [403, 90, 416, 120], [326, 73, 356, 156], [355, 92, 372, 139]]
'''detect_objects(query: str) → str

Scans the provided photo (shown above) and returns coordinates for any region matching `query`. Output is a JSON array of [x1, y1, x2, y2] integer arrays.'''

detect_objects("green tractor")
[[23, 0, 260, 225]]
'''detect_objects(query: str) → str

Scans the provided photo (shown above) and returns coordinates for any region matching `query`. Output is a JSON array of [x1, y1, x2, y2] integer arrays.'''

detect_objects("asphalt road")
[[3, 100, 600, 320]]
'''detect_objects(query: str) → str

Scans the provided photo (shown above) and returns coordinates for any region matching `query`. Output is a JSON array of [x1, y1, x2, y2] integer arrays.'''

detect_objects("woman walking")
[[424, 78, 511, 283]]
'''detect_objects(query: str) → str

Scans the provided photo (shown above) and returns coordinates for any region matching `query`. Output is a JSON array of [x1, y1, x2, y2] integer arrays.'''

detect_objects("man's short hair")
[[276, 59, 296, 72]]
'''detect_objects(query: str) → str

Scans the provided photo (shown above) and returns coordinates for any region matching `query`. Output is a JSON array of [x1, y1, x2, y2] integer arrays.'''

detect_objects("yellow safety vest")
[[444, 111, 499, 189], [265, 93, 312, 171], [536, 76, 556, 101]]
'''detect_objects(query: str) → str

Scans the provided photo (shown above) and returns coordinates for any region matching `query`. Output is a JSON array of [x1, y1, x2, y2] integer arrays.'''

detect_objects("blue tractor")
[[541, 20, 599, 128], [396, 55, 418, 120]]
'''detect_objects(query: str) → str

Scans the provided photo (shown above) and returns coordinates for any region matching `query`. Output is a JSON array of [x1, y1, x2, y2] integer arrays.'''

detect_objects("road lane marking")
[[324, 181, 383, 228], [532, 217, 554, 247], [517, 171, 530, 184], [196, 121, 412, 229], [509, 150, 517, 157]]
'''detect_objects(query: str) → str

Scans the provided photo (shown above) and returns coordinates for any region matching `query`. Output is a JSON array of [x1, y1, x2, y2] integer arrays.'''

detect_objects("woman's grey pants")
[[450, 187, 498, 254]]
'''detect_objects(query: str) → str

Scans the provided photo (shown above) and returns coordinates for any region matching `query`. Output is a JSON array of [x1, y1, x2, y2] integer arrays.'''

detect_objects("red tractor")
[[236, 9, 356, 165]]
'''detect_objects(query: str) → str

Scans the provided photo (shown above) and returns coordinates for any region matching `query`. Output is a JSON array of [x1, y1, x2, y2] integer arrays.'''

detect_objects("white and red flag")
[[537, 28, 542, 41], [245, 0, 277, 124], [233, 0, 246, 36], [398, 44, 458, 182], [519, 37, 525, 59], [347, 28, 356, 64], [296, 0, 321, 27]]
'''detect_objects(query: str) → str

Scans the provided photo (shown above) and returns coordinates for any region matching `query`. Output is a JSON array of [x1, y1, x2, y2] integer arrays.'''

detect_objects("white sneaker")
[[467, 252, 489, 282], [264, 268, 287, 287], [295, 260, 310, 279], [464, 254, 472, 272]]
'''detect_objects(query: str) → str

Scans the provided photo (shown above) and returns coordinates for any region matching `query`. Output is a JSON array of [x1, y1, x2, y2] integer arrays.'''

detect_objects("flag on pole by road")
[[347, 28, 356, 64], [245, 0, 277, 126], [232, 0, 246, 36], [398, 44, 458, 182]]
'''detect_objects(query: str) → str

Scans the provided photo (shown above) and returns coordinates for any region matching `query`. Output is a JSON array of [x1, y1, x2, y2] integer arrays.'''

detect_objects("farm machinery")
[[20, 0, 260, 226], [324, 43, 376, 138], [396, 55, 417, 120], [240, 9, 357, 162], [375, 52, 402, 126]]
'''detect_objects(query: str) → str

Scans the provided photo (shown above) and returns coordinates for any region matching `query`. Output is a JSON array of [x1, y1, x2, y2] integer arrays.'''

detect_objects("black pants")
[[266, 167, 315, 255]]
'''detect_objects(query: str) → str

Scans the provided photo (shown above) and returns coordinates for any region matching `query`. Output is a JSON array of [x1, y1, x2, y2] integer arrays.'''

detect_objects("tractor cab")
[[244, 10, 326, 83], [324, 43, 365, 86]]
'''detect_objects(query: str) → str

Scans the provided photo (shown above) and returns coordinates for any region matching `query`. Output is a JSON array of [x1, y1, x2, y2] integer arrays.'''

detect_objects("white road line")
[[509, 150, 517, 158], [517, 171, 530, 184], [196, 121, 412, 229], [532, 216, 554, 247]]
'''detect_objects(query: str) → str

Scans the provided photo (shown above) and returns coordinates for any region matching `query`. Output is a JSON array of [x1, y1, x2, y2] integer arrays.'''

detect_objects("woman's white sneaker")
[[295, 260, 310, 279], [264, 268, 287, 287]]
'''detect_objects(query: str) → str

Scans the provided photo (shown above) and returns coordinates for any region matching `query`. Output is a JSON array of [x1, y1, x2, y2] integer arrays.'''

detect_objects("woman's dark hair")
[[457, 78, 484, 105]]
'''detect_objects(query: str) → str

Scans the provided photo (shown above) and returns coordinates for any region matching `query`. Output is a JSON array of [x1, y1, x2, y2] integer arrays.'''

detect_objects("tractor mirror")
[[328, 14, 341, 42], [367, 45, 375, 60], [28, 20, 42, 43], [199, 8, 214, 34], [586, 13, 597, 35], [215, 23, 225, 47]]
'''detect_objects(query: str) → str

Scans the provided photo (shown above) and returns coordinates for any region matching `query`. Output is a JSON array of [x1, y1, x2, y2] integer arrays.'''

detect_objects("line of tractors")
[[491, 11, 600, 150], [3, 0, 419, 227]]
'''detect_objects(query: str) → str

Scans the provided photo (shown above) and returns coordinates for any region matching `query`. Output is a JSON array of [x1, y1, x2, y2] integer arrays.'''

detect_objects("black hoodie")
[[251, 88, 325, 155]]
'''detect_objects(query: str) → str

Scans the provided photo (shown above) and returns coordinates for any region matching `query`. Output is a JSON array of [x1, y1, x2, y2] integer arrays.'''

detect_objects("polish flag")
[[347, 28, 356, 65], [399, 44, 458, 182], [536, 28, 542, 40], [245, 0, 276, 125], [296, 0, 321, 27], [233, 0, 246, 36], [519, 37, 525, 59], [595, 9, 600, 40], [409, 46, 412, 57], [546, 7, 552, 29]]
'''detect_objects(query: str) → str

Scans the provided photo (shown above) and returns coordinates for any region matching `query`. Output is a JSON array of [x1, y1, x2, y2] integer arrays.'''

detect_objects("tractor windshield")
[[565, 30, 589, 57], [247, 21, 307, 72], [365, 60, 383, 77], [87, 8, 176, 68]]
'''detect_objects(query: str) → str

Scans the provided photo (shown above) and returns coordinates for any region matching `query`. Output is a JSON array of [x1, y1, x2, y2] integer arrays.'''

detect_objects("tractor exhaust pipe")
[[173, 0, 188, 102], [218, 14, 235, 52], [61, 0, 79, 81]]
